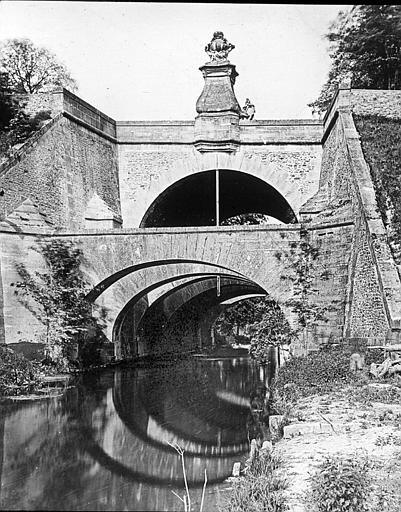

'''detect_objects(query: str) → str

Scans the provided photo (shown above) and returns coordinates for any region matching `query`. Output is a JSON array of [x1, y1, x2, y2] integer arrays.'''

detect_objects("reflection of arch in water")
[[82, 361, 266, 488], [112, 362, 256, 449], [140, 169, 298, 227]]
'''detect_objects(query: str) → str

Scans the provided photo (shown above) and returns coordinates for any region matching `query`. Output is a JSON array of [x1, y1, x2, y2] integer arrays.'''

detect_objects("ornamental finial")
[[204, 31, 235, 62]]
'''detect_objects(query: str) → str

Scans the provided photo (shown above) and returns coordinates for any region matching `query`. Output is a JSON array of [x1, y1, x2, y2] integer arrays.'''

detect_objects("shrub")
[[364, 348, 385, 366], [349, 384, 401, 406], [308, 453, 371, 512], [372, 453, 401, 512], [0, 345, 41, 396], [272, 346, 355, 402], [375, 433, 401, 446]]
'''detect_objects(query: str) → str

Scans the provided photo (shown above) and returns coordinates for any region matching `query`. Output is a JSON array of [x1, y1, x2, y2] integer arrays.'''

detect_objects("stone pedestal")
[[194, 62, 242, 152]]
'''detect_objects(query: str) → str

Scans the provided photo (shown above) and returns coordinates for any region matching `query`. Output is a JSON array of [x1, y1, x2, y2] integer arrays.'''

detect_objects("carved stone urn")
[[194, 31, 242, 152]]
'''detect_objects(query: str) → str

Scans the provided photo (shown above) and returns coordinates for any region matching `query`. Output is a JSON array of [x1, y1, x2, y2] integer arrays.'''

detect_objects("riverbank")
[[274, 375, 401, 511]]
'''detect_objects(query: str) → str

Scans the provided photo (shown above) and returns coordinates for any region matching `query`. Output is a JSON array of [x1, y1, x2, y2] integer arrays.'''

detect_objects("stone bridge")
[[1, 220, 352, 358], [1, 35, 401, 359]]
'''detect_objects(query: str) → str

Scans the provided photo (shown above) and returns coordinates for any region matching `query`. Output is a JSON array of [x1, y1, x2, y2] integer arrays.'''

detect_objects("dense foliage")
[[221, 213, 272, 225], [272, 346, 356, 401], [12, 239, 107, 369], [249, 301, 295, 364], [215, 297, 264, 338], [214, 296, 295, 364], [0, 345, 41, 396], [0, 72, 16, 130], [308, 453, 371, 512], [0, 38, 77, 93], [354, 114, 401, 263], [0, 38, 77, 161], [310, 5, 401, 115], [0, 71, 52, 161]]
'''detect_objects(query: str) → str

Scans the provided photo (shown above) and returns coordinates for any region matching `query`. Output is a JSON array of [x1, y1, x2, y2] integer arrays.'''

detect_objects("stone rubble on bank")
[[275, 389, 401, 512]]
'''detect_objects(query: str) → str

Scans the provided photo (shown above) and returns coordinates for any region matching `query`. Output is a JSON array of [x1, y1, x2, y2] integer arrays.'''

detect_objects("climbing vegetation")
[[12, 239, 108, 370], [354, 114, 401, 264]]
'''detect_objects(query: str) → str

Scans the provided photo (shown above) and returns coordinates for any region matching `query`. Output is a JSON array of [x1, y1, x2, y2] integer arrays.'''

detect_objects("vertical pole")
[[215, 154, 219, 226], [215, 154, 220, 299]]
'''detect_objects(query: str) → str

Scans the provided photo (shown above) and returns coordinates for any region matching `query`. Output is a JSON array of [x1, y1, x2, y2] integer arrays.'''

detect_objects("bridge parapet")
[[116, 119, 322, 145]]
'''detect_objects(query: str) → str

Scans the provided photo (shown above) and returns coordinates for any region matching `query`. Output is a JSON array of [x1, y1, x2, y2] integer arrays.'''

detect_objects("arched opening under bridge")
[[106, 259, 291, 359], [140, 169, 297, 227]]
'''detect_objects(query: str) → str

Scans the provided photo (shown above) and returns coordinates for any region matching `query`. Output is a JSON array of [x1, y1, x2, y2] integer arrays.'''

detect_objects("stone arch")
[[130, 150, 303, 227], [84, 254, 274, 358], [76, 227, 300, 357], [113, 273, 265, 356]]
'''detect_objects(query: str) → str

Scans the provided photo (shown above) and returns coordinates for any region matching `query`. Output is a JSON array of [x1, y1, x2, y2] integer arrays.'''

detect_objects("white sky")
[[0, 2, 349, 120]]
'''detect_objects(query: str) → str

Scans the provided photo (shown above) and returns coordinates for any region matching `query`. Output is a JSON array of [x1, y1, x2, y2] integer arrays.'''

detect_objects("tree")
[[0, 68, 52, 160], [249, 299, 295, 365], [0, 71, 17, 130], [0, 38, 77, 94], [310, 5, 401, 115], [214, 296, 295, 364], [215, 298, 262, 337]]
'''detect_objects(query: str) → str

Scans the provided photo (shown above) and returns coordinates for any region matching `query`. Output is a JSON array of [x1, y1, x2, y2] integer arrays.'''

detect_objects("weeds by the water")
[[220, 448, 289, 512]]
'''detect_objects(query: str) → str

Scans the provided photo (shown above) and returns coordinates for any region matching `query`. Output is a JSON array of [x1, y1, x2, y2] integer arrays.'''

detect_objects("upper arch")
[[128, 150, 304, 227]]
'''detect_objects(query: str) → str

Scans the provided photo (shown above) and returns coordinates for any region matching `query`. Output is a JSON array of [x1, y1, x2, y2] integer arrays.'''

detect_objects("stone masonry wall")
[[306, 223, 354, 349], [118, 141, 322, 228], [318, 116, 353, 206], [242, 145, 321, 202], [0, 116, 120, 230], [347, 214, 389, 337], [318, 90, 401, 340], [118, 144, 194, 226]]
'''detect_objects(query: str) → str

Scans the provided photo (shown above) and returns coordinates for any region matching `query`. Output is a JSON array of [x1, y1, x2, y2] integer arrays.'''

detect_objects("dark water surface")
[[0, 355, 271, 511]]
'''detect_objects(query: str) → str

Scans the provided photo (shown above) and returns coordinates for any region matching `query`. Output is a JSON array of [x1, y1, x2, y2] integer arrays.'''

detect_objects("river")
[[0, 352, 274, 511]]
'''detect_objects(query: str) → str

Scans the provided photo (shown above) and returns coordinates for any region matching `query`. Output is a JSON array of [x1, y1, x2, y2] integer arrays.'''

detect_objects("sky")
[[0, 2, 350, 120]]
